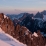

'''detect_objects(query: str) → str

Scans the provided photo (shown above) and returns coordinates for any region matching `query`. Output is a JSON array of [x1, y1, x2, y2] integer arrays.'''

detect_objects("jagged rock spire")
[[0, 13, 15, 36]]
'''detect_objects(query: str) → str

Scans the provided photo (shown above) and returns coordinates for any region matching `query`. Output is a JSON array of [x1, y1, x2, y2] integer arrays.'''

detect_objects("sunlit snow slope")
[[0, 28, 27, 46]]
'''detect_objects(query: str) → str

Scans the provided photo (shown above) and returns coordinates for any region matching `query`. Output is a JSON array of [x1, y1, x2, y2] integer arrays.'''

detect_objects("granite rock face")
[[0, 13, 15, 36], [15, 25, 46, 46]]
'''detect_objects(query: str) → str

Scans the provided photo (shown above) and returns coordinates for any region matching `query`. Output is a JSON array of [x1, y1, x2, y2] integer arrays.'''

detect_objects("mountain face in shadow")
[[6, 13, 24, 20], [13, 13, 33, 25], [19, 16, 44, 33], [34, 12, 43, 19], [41, 10, 46, 15], [12, 12, 46, 34]]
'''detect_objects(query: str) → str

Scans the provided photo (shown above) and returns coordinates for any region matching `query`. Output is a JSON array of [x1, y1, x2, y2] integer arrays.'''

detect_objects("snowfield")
[[0, 40, 11, 46], [0, 28, 27, 46]]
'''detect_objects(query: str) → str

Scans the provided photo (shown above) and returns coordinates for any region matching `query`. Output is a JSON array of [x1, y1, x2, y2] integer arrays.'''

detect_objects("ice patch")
[[32, 32, 38, 37], [4, 15, 8, 19]]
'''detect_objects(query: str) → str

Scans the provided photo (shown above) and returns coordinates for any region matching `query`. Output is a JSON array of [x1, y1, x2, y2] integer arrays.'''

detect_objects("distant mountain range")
[[6, 13, 24, 20], [6, 10, 46, 34], [6, 10, 46, 21]]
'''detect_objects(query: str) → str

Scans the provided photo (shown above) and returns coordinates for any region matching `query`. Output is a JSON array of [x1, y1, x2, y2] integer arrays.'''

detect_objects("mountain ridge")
[[0, 13, 46, 46]]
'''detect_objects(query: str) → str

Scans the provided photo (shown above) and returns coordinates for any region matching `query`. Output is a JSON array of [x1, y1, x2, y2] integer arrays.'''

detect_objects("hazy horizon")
[[0, 0, 46, 14]]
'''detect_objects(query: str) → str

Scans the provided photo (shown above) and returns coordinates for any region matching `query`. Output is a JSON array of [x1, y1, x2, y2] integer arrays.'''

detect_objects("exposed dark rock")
[[34, 12, 43, 19], [41, 10, 46, 15]]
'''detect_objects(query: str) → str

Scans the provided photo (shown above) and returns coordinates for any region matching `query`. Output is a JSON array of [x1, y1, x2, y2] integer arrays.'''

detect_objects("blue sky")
[[0, 0, 46, 14]]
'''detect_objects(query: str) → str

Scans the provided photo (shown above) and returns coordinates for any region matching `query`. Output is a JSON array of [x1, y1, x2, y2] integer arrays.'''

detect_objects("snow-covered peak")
[[32, 32, 38, 37]]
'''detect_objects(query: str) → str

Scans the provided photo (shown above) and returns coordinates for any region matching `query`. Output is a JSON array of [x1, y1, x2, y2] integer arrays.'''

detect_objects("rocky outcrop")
[[0, 13, 15, 36], [14, 24, 46, 46], [0, 13, 4, 25]]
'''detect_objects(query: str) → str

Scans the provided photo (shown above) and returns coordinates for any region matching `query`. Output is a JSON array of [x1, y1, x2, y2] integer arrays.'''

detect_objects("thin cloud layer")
[[0, 0, 46, 14]]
